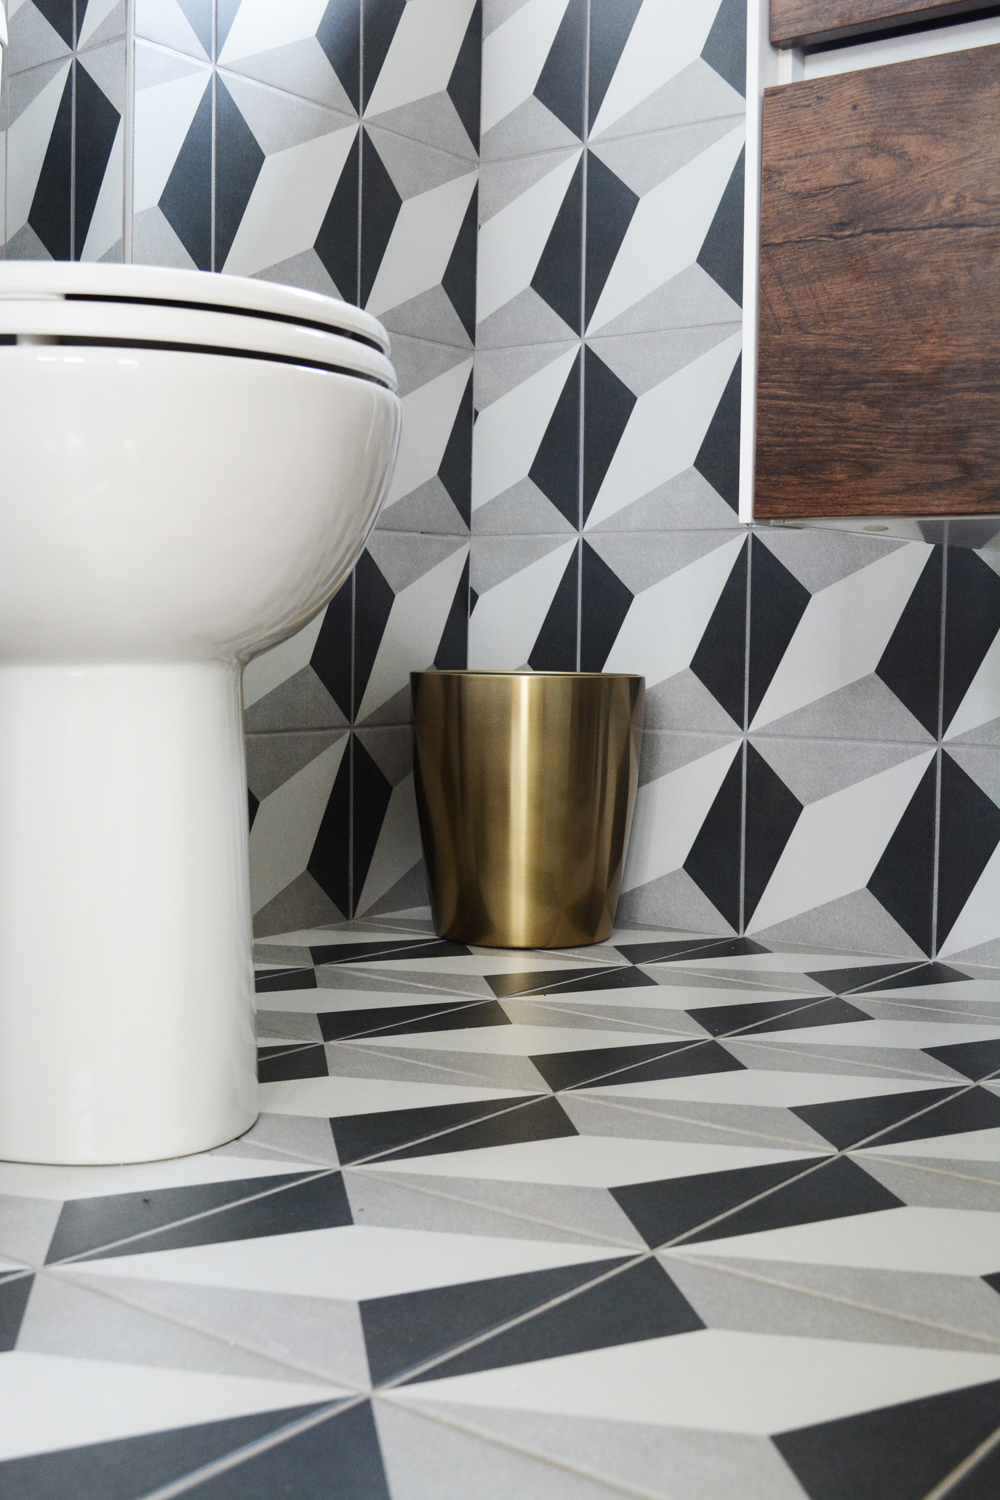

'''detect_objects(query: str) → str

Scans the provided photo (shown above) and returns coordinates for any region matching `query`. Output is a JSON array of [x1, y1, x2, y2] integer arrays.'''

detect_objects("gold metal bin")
[[411, 671, 644, 948]]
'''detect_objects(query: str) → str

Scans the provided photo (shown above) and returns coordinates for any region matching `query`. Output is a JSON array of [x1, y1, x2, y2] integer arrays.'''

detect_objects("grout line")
[[931, 539, 948, 957], [739, 533, 752, 934], [575, 0, 590, 669], [122, 0, 135, 261], [923, 1421, 1000, 1500], [356, 0, 363, 308], [209, 0, 216, 272], [69, 1, 77, 260]]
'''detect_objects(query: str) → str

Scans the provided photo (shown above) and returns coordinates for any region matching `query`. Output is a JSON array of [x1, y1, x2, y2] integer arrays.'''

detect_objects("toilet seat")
[[0, 262, 396, 389]]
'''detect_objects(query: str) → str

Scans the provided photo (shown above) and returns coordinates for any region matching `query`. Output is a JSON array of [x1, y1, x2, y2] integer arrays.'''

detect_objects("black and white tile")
[[5, 2, 125, 262], [2, 915, 998, 1497]]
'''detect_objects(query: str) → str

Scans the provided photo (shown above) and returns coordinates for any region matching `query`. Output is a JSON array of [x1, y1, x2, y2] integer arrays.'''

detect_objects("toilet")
[[0, 263, 400, 1165]]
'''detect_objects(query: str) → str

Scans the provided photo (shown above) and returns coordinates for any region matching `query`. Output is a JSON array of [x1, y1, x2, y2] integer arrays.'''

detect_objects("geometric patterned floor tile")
[[6, 912, 999, 1496]]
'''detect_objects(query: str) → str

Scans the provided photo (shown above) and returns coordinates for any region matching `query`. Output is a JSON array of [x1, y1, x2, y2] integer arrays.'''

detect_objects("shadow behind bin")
[[411, 671, 644, 948]]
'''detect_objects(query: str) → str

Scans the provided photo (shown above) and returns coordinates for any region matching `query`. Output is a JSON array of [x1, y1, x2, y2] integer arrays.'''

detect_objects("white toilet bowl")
[[0, 263, 400, 1164]]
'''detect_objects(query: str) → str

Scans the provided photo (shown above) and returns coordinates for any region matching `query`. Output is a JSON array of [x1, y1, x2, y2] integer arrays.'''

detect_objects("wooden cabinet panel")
[[771, 1, 998, 50], [754, 45, 1000, 519]]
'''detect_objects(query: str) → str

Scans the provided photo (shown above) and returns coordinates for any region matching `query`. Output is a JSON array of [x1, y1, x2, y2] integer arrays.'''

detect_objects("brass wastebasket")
[[411, 671, 644, 948]]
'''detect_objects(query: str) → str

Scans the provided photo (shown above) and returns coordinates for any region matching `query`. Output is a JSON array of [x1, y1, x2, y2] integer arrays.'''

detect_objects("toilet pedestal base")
[[0, 662, 259, 1164]]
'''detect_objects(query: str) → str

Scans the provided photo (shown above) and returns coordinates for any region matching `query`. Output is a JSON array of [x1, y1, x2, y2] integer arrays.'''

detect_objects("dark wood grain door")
[[754, 45, 1000, 519], [771, 1, 998, 50]]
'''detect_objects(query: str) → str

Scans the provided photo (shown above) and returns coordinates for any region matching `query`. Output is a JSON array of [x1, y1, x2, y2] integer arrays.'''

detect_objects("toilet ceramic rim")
[[0, 262, 390, 352], [0, 263, 397, 389]]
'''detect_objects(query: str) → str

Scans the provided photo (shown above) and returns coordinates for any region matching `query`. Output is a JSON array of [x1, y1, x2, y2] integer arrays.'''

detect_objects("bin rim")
[[411, 669, 644, 682]]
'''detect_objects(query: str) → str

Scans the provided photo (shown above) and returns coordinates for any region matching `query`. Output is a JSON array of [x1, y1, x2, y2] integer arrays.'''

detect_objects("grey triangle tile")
[[592, 118, 745, 197], [755, 529, 908, 595], [759, 674, 934, 743], [473, 480, 579, 537], [592, 57, 744, 143], [375, 1397, 635, 1500], [558, 1093, 834, 1153], [57, 1271, 370, 1388], [369, 93, 476, 161], [0, 1196, 63, 1267], [723, 1038, 956, 1082], [750, 739, 931, 808], [590, 262, 739, 340], [253, 246, 342, 297], [850, 1153, 1000, 1212], [377, 476, 468, 536], [477, 287, 578, 348], [20, 1271, 345, 1386], [587, 324, 740, 400], [210, 1113, 340, 1169], [661, 1254, 1000, 1354], [616, 869, 737, 936], [381, 285, 473, 348], [641, 670, 743, 733], [749, 889, 928, 963], [223, 37, 355, 114], [675, 1255, 1000, 1351], [586, 465, 739, 532], [481, 95, 582, 161], [254, 870, 346, 939], [345, 1169, 643, 1250], [379, 1399, 807, 1500], [244, 665, 347, 733], [339, 1045, 551, 1096]]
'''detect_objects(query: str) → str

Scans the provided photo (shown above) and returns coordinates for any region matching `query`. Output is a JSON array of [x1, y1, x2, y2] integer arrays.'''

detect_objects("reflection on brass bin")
[[411, 671, 644, 949]]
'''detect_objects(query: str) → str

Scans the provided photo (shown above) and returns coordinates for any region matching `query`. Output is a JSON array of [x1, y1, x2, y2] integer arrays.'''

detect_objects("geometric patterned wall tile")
[[362, 0, 481, 161], [216, 0, 360, 113], [7, 1, 73, 75], [472, 342, 580, 533], [135, 0, 211, 60], [481, 0, 585, 162], [745, 749, 936, 956], [361, 125, 478, 346], [6, 25, 125, 263], [355, 533, 470, 723], [749, 538, 940, 744], [353, 727, 429, 918], [585, 121, 744, 338], [619, 732, 741, 935], [75, 40, 125, 261], [5, 58, 72, 258], [468, 534, 578, 671], [936, 748, 1000, 965], [588, 0, 744, 146], [583, 329, 742, 530], [377, 338, 473, 533], [133, 41, 212, 268], [599, 532, 747, 730], [248, 730, 350, 929], [942, 547, 1000, 747], [215, 71, 357, 287], [242, 602, 350, 733], [476, 147, 583, 346]]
